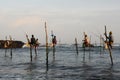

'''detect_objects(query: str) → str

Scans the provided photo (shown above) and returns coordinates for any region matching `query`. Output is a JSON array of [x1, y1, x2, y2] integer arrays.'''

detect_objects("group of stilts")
[[23, 22, 57, 63], [3, 22, 57, 66], [75, 25, 114, 65], [3, 22, 114, 72]]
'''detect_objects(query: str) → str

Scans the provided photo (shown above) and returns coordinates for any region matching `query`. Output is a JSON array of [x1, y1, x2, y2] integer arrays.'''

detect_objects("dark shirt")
[[52, 38, 57, 44], [31, 37, 36, 45], [109, 35, 113, 42]]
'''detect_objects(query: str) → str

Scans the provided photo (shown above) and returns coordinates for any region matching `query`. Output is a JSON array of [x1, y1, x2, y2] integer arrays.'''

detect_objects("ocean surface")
[[0, 44, 120, 80]]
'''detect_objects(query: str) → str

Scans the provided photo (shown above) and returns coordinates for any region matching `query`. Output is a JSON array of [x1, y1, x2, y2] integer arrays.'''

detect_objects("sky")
[[0, 0, 120, 44]]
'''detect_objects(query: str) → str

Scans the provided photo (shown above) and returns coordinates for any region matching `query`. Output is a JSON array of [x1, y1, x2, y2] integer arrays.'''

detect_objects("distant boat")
[[0, 40, 24, 48]]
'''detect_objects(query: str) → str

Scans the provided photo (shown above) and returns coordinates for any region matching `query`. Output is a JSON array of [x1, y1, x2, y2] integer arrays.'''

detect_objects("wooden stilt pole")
[[5, 36, 7, 57], [45, 22, 49, 71], [34, 45, 37, 56], [89, 36, 91, 59], [83, 32, 86, 61], [51, 30, 55, 60], [26, 34, 32, 62], [53, 46, 55, 62], [83, 48, 85, 62], [30, 45, 32, 62], [104, 26, 113, 65], [75, 38, 78, 55], [100, 35, 102, 55], [53, 43, 55, 60], [9, 35, 12, 58], [108, 45, 113, 65]]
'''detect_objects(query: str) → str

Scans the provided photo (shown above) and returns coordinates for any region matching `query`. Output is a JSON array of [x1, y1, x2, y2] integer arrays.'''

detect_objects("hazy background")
[[0, 0, 120, 44]]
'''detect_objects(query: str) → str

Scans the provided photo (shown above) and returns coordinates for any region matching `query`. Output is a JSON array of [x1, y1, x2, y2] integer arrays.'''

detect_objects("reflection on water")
[[0, 45, 120, 80]]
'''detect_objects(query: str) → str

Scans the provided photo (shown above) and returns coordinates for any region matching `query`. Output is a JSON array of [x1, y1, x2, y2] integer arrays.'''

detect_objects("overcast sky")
[[0, 0, 120, 44]]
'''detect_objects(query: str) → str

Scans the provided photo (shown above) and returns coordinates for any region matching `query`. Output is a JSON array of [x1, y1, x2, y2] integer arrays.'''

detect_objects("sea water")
[[0, 44, 120, 80]]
